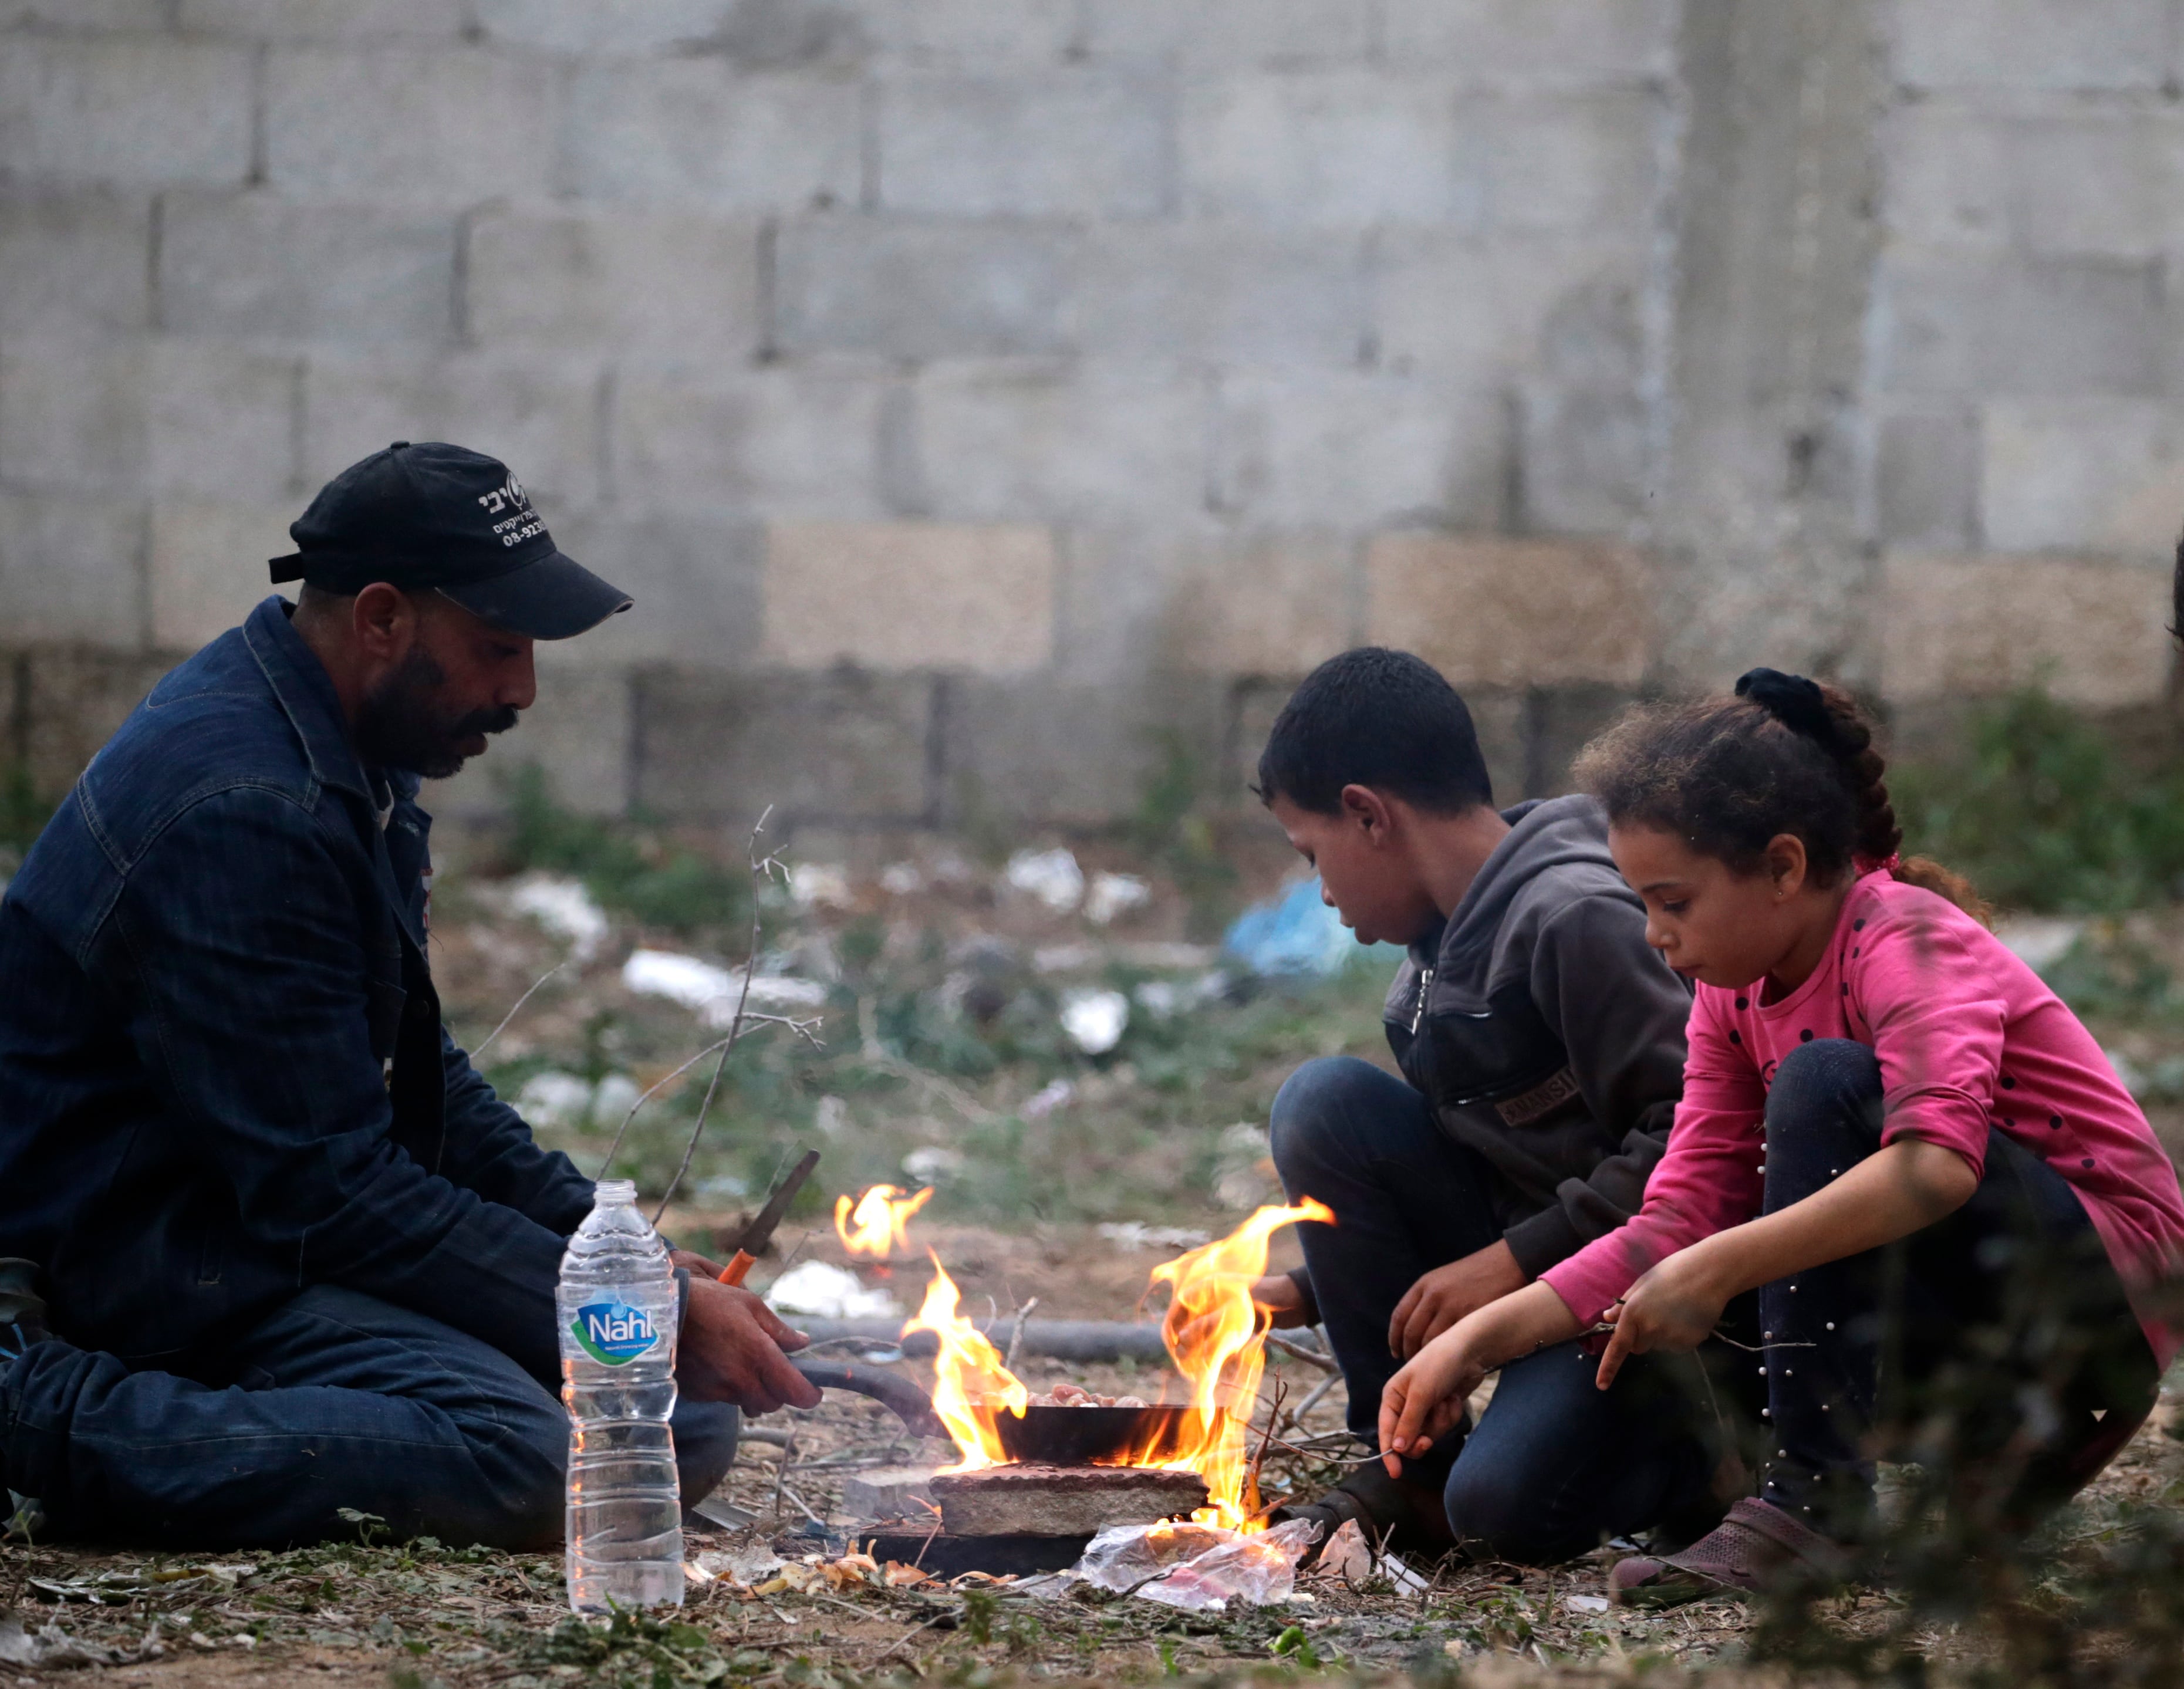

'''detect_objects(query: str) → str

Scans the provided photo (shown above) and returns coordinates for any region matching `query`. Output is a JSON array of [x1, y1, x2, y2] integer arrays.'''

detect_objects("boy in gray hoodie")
[[1250, 648, 1758, 1562]]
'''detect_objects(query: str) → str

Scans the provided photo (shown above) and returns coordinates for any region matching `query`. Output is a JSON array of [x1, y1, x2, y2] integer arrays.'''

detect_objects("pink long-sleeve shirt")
[[1540, 871, 2184, 1366]]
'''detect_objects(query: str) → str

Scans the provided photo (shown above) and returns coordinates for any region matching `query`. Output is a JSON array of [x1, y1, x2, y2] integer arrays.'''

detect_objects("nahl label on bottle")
[[570, 1300, 660, 1366]]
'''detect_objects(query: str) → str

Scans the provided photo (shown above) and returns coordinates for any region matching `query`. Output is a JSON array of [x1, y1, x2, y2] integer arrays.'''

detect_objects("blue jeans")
[[1271, 1057, 1760, 1562], [1756, 1040, 2159, 1535], [0, 1285, 740, 1549]]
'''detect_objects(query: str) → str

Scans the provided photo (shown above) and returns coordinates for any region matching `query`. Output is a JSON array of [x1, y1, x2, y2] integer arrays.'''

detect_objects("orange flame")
[[900, 1253, 1027, 1472], [834, 1183, 934, 1257]]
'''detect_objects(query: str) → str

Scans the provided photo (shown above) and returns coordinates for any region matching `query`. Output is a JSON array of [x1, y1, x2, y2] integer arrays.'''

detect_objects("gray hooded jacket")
[[1382, 794, 1692, 1279]]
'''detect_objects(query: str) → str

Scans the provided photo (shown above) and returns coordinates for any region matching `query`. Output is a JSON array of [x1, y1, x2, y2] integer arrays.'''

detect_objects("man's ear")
[[350, 582, 417, 663], [1338, 783, 1397, 844], [1764, 833, 1811, 899]]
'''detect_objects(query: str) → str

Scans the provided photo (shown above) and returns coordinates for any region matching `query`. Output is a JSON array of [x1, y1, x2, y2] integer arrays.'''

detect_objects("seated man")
[[1250, 648, 1755, 1561], [0, 442, 818, 1549]]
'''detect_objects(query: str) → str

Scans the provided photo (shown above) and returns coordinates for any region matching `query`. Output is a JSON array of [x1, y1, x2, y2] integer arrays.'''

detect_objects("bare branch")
[[471, 960, 566, 1061]]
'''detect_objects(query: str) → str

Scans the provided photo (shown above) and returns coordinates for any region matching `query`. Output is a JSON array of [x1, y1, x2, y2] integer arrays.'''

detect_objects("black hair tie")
[[1735, 667, 1835, 745]]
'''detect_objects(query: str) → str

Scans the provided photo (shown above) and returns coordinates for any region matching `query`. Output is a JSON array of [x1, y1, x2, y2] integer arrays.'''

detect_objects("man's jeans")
[[1, 1285, 740, 1548], [1271, 1056, 1757, 1563]]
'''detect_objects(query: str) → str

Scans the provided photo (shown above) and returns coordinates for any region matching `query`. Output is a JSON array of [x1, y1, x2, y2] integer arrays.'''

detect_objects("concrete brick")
[[1048, 522, 1193, 682], [264, 47, 559, 205], [0, 38, 252, 188], [144, 340, 301, 502], [1212, 372, 1504, 528], [1981, 399, 2184, 558], [16, 648, 174, 799], [854, 0, 1078, 62], [160, 192, 458, 345], [1383, 0, 1676, 82], [1518, 380, 1652, 536], [1167, 529, 1354, 675], [773, 218, 1078, 358], [1085, 0, 1376, 66], [471, 0, 736, 52], [530, 509, 765, 670], [0, 491, 146, 646], [303, 352, 605, 508], [913, 362, 1208, 524], [1363, 534, 1653, 688], [468, 208, 761, 362], [0, 0, 168, 26], [147, 500, 293, 651], [0, 191, 151, 342], [693, 0, 875, 70], [2004, 116, 2171, 261], [179, 0, 469, 37], [1880, 104, 2011, 249], [425, 663, 634, 820], [1891, 0, 2168, 92], [945, 672, 1225, 824], [759, 520, 1055, 673], [1879, 553, 2171, 708], [1071, 225, 1366, 364], [1476, 95, 1662, 241], [877, 71, 1173, 218], [1182, 73, 1470, 229], [1875, 256, 2165, 397], [1875, 407, 1980, 549], [565, 62, 860, 212], [632, 667, 935, 823], [1373, 232, 1645, 378], [0, 342, 144, 495], [613, 367, 892, 520]]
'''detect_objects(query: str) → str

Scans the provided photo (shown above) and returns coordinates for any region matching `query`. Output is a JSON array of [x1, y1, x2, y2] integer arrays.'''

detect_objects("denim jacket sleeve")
[[106, 787, 570, 1383], [438, 1029, 596, 1237]]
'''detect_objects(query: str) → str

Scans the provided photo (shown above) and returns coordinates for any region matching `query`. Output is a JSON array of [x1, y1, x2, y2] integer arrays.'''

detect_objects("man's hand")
[[676, 1273, 822, 1416], [1388, 1239, 1525, 1359], [1251, 1273, 1313, 1330], [1594, 1246, 1731, 1390]]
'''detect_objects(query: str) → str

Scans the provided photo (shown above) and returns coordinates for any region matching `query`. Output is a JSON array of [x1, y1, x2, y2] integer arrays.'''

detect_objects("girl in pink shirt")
[[1377, 668, 2184, 1606]]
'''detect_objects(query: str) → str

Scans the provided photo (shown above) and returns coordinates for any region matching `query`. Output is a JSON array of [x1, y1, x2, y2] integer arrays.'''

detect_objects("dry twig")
[[471, 960, 565, 1060]]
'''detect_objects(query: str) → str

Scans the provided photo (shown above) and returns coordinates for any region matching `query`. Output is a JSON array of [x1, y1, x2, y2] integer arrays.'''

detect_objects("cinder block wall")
[[0, 0, 2177, 834]]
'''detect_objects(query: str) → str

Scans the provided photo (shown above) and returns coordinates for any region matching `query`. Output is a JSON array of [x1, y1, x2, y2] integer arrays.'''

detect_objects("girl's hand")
[[1594, 1248, 1731, 1390], [1378, 1327, 1487, 1476]]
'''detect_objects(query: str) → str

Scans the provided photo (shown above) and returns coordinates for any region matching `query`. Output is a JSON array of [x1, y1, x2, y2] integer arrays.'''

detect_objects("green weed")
[[497, 764, 751, 932]]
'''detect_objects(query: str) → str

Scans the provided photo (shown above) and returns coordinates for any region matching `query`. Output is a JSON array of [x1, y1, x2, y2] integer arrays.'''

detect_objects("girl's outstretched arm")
[[1379, 1282, 1584, 1474], [1592, 1137, 1979, 1388]]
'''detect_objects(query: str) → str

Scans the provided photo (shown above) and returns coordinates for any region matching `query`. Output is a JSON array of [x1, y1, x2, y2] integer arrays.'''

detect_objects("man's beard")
[[355, 647, 520, 780]]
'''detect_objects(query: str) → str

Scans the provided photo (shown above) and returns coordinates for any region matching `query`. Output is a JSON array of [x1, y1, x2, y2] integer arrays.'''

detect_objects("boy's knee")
[[1767, 1039, 1882, 1122], [1443, 1461, 1572, 1566], [1268, 1056, 1387, 1180]]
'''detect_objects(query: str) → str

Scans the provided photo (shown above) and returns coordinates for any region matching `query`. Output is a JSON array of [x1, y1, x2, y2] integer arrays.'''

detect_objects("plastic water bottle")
[[559, 1179, 684, 1613]]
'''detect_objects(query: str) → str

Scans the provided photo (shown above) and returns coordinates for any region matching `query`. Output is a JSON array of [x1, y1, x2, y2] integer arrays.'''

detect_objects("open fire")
[[835, 1183, 934, 1258], [898, 1198, 1334, 1531]]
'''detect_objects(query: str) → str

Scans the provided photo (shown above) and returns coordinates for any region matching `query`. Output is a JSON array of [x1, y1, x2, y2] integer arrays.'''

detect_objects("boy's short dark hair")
[[1255, 647, 1494, 817]]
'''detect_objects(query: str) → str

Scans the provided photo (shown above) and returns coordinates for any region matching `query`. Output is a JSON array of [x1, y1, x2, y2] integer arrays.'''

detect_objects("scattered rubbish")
[[745, 976, 831, 1011], [1071, 1519, 1320, 1611], [880, 862, 925, 896], [813, 1096, 850, 1138], [1005, 847, 1085, 914], [1034, 943, 1100, 975], [687, 1496, 759, 1532], [1135, 971, 1230, 1020], [1224, 877, 1353, 978], [623, 949, 828, 1026], [691, 1174, 750, 1203], [517, 1070, 642, 1132], [1213, 1121, 1279, 1211], [1565, 1593, 1611, 1614], [0, 1610, 126, 1667], [1022, 1077, 1076, 1119], [1096, 1222, 1213, 1251], [1317, 1519, 1373, 1586], [694, 1543, 783, 1585], [765, 1261, 900, 1320], [1996, 914, 2090, 976], [789, 864, 855, 911], [903, 1145, 967, 1183], [1060, 988, 1130, 1055], [1084, 872, 1151, 926], [505, 873, 610, 961]]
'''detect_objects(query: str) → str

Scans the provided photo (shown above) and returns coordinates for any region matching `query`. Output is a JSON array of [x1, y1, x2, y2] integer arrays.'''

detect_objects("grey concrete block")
[[1160, 526, 1356, 675], [0, 38, 253, 188], [468, 208, 761, 362], [147, 499, 295, 651], [0, 342, 144, 494], [302, 352, 606, 508], [178, 0, 469, 37], [1475, 94, 1662, 241], [160, 192, 458, 345], [1981, 398, 2184, 558], [425, 661, 635, 821], [1517, 379, 1652, 536], [264, 46, 560, 204], [1876, 407, 1980, 549], [1383, 0, 1675, 81], [1880, 104, 2011, 249], [144, 340, 301, 503], [0, 0, 168, 25], [773, 217, 1079, 358], [913, 362, 1209, 525], [1373, 231, 1646, 380], [1084, 0, 1376, 66], [943, 671, 1226, 825], [691, 0, 876, 70], [1071, 224, 1367, 364], [2004, 116, 2171, 261], [1891, 0, 2168, 91], [612, 367, 892, 519], [1875, 255, 2164, 397], [16, 648, 174, 800], [0, 490, 147, 646], [632, 667, 936, 823], [564, 62, 861, 212], [471, 0, 737, 52], [0, 190, 152, 342], [877, 71, 1173, 218], [534, 509, 765, 670], [853, 0, 1078, 62], [1182, 72, 1471, 228], [1211, 371, 1504, 528]]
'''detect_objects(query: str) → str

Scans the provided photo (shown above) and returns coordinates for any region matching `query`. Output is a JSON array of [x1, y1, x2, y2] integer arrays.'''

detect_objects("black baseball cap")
[[269, 442, 632, 640]]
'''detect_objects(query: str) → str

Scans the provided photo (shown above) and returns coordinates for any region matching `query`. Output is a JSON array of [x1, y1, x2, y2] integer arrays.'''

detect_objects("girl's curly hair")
[[1573, 669, 1990, 925]]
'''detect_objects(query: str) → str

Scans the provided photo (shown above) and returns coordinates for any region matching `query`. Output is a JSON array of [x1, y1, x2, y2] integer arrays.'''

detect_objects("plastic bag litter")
[[1223, 878, 1354, 977], [1069, 1518, 1321, 1611]]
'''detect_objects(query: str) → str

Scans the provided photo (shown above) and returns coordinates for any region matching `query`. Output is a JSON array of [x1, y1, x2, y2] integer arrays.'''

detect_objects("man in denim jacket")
[[0, 444, 818, 1548]]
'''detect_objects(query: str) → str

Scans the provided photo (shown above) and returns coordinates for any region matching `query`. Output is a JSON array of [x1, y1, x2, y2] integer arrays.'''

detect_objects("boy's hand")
[[1594, 1248, 1730, 1390], [676, 1276, 823, 1415], [1251, 1273, 1313, 1330], [1389, 1240, 1525, 1359], [1378, 1327, 1487, 1476]]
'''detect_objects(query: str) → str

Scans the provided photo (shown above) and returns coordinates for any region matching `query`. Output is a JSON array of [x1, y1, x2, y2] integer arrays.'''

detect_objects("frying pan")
[[792, 1361, 1218, 1465]]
